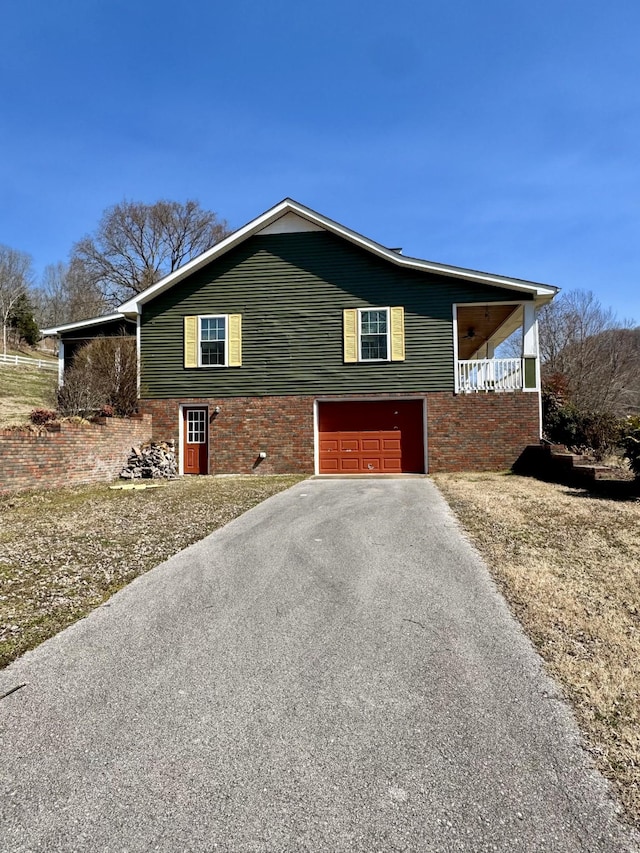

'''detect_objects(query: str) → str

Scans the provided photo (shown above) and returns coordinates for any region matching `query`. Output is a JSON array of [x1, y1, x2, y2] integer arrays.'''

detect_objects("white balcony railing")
[[457, 358, 523, 393]]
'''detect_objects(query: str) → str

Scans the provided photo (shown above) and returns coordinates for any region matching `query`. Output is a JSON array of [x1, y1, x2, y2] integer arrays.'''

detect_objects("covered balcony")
[[454, 302, 539, 393]]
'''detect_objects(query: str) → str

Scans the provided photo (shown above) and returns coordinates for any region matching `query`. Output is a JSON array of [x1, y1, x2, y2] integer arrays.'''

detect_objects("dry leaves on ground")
[[0, 475, 304, 668]]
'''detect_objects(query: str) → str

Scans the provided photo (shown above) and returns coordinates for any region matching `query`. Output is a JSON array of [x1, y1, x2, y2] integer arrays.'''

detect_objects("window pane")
[[361, 335, 388, 360], [360, 309, 388, 360], [201, 317, 226, 341], [200, 316, 226, 365], [361, 310, 387, 335], [201, 341, 225, 365]]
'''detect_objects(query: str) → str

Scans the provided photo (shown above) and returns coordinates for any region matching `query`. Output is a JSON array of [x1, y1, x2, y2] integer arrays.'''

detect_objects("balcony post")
[[58, 340, 65, 387], [452, 303, 460, 393], [522, 302, 539, 390]]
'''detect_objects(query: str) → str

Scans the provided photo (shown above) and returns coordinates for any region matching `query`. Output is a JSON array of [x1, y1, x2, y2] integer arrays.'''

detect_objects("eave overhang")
[[40, 313, 132, 337]]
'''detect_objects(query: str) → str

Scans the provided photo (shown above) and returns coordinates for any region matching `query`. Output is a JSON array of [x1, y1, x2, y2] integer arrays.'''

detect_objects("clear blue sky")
[[2, 0, 639, 322]]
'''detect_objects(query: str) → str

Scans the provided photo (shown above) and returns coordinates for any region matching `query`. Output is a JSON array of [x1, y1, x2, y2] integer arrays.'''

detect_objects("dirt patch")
[[432, 472, 640, 831], [0, 475, 305, 668]]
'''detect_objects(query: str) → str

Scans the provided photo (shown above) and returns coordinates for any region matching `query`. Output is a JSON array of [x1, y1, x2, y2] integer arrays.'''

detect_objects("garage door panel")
[[382, 457, 402, 471], [318, 402, 425, 474]]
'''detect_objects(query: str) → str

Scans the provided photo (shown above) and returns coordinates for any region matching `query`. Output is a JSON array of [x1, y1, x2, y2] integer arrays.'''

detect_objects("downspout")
[[136, 312, 141, 399]]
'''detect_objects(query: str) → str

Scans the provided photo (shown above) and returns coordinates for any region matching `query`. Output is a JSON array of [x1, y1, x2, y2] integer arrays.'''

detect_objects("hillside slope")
[[0, 356, 58, 427]]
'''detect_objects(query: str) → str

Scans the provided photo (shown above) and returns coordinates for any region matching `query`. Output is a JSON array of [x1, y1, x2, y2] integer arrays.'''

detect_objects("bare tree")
[[71, 200, 229, 306], [35, 261, 108, 327], [0, 245, 33, 355], [539, 290, 638, 415]]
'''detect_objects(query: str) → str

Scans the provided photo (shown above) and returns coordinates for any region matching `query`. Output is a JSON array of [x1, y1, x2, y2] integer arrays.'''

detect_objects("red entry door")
[[183, 408, 208, 474]]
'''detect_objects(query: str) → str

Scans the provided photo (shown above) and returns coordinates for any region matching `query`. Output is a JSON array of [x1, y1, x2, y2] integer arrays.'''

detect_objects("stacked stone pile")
[[120, 441, 178, 480]]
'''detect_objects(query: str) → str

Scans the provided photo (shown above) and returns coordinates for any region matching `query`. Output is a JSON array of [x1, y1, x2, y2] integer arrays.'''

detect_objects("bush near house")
[[57, 335, 137, 418], [542, 374, 622, 458], [542, 374, 640, 471], [621, 416, 640, 478], [29, 408, 57, 425]]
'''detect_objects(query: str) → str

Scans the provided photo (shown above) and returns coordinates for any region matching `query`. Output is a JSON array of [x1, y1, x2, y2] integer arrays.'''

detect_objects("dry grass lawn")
[[0, 361, 57, 427], [433, 472, 640, 830], [0, 475, 304, 669]]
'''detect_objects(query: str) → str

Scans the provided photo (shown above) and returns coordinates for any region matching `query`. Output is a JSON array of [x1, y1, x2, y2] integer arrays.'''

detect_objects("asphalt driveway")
[[0, 479, 637, 852]]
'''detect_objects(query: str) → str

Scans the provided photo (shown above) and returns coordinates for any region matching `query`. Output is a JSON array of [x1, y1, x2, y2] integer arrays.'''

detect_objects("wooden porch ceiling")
[[457, 305, 520, 359]]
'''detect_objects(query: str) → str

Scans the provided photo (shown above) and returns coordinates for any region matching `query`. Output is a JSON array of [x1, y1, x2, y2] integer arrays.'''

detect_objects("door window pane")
[[187, 410, 206, 443]]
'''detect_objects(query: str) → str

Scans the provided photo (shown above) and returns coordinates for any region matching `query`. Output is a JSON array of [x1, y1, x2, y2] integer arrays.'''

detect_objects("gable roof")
[[118, 198, 557, 316]]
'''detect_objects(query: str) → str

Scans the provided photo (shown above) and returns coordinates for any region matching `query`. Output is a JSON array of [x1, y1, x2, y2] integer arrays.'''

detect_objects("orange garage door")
[[318, 400, 424, 474]]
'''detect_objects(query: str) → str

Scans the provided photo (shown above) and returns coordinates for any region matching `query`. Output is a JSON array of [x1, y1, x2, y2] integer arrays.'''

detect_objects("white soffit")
[[257, 212, 325, 235]]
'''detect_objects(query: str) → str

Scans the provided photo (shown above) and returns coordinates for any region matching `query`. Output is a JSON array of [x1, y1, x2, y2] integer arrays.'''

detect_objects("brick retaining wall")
[[141, 392, 540, 475], [0, 415, 153, 495]]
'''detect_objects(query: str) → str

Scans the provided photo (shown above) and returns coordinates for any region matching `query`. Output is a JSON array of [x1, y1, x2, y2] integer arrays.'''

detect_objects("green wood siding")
[[524, 357, 537, 389], [140, 232, 532, 399]]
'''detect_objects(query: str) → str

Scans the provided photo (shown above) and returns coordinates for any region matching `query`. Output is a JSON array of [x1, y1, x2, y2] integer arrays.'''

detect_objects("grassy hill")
[[0, 352, 58, 427]]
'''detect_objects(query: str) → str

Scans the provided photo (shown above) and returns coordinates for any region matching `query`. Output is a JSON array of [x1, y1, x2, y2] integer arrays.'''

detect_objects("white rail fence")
[[457, 358, 523, 392], [0, 353, 58, 371]]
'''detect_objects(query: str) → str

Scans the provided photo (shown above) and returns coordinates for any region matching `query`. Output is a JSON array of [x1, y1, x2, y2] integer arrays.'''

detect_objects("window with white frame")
[[199, 315, 227, 366], [184, 314, 241, 369], [359, 308, 390, 361]]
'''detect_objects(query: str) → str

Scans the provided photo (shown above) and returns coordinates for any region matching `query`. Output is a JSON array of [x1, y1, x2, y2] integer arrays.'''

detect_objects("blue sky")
[[2, 0, 639, 322]]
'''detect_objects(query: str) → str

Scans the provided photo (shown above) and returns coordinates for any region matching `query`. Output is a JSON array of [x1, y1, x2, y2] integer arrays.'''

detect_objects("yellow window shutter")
[[184, 316, 198, 368], [228, 314, 242, 367], [390, 306, 405, 361], [343, 309, 358, 363]]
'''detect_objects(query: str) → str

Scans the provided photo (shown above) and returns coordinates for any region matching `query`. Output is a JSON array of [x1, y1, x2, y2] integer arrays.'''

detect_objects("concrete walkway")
[[0, 479, 637, 852]]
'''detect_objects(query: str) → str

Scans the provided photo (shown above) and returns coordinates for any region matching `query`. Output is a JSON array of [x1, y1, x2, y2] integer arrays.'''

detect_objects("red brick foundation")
[[426, 392, 540, 472], [141, 392, 540, 475], [141, 396, 315, 475], [0, 415, 153, 495]]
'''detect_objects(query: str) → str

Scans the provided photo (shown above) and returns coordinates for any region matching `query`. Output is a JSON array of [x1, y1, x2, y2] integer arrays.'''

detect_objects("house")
[[41, 313, 136, 386], [44, 198, 557, 475]]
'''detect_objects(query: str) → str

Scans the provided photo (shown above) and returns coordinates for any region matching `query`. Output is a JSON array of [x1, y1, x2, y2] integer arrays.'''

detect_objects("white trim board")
[[41, 313, 130, 336]]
